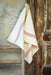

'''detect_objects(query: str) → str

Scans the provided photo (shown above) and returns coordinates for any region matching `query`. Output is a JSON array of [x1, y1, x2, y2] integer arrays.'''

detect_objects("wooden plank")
[[43, 0, 51, 32], [26, 62, 34, 75], [42, 41, 51, 67], [22, 50, 24, 75], [0, 45, 20, 49], [34, 0, 43, 75], [43, 34, 51, 41], [0, 59, 21, 64], [42, 66, 51, 75], [42, 41, 51, 43], [43, 0, 47, 32], [0, 74, 20, 75], [0, 64, 22, 75], [46, 0, 51, 32]]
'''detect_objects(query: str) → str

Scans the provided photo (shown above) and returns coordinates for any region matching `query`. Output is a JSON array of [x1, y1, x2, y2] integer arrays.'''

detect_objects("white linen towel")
[[7, 4, 39, 64]]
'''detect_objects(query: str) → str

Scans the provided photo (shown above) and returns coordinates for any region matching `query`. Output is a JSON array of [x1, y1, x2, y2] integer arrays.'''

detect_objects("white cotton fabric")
[[7, 4, 39, 64]]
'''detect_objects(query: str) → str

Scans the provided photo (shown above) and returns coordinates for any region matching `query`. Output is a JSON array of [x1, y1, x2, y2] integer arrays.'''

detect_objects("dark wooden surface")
[[42, 67, 51, 75], [26, 0, 44, 75], [26, 0, 51, 75], [47, 0, 51, 31], [43, 34, 51, 41], [34, 0, 43, 75]]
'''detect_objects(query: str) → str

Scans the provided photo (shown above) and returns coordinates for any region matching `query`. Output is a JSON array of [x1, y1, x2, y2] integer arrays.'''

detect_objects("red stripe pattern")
[[24, 46, 32, 58], [24, 30, 36, 38], [14, 21, 25, 43]]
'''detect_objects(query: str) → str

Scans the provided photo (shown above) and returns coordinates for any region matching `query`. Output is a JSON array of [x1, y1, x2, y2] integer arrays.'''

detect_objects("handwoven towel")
[[7, 4, 39, 64]]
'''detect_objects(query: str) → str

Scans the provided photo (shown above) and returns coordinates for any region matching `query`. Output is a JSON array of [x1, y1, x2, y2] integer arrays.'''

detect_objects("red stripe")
[[24, 46, 32, 58], [14, 8, 31, 43], [24, 30, 36, 38], [14, 21, 25, 43]]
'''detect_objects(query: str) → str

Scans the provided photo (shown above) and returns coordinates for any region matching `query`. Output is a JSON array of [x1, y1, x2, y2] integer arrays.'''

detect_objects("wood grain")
[[42, 66, 51, 75], [34, 0, 43, 75], [0, 45, 20, 49], [0, 59, 21, 64], [43, 34, 51, 41]]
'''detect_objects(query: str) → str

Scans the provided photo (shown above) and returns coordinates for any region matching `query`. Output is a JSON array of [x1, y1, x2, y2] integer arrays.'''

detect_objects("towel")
[[7, 4, 39, 64]]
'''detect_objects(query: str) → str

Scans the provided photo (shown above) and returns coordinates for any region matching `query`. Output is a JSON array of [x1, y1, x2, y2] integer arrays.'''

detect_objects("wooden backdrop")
[[26, 0, 51, 75], [26, 0, 43, 75]]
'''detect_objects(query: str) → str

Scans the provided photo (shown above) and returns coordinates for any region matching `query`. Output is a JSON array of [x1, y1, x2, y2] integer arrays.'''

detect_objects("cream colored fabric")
[[7, 4, 39, 64]]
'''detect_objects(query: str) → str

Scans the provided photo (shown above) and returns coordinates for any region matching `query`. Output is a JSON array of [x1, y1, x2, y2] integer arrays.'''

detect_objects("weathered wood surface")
[[42, 41, 51, 66], [0, 64, 22, 75], [26, 0, 44, 75], [22, 51, 24, 75], [0, 45, 20, 49], [0, 49, 21, 64], [42, 67, 51, 75], [0, 59, 21, 64], [34, 0, 43, 75], [47, 0, 51, 31], [42, 0, 51, 75], [43, 0, 47, 32], [26, 0, 51, 75], [44, 0, 51, 32], [43, 34, 51, 41]]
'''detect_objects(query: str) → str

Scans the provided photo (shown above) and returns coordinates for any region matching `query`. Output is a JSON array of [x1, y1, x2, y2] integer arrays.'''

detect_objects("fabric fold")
[[7, 4, 39, 64]]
